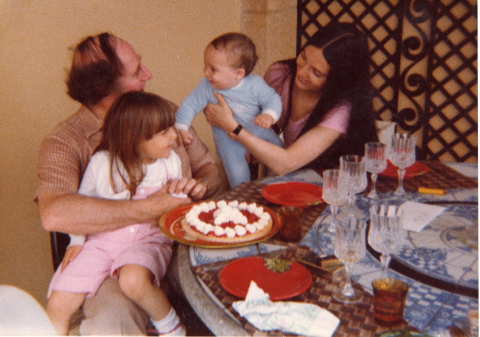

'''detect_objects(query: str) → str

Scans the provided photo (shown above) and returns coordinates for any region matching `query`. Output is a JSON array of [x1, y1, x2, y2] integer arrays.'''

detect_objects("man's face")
[[115, 38, 153, 94]]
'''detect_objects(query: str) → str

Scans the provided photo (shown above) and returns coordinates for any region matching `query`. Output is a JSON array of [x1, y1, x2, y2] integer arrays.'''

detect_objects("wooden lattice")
[[297, 0, 477, 163]]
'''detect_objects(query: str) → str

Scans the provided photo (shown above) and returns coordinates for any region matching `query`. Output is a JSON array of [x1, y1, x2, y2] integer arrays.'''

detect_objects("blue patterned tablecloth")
[[189, 163, 478, 335]]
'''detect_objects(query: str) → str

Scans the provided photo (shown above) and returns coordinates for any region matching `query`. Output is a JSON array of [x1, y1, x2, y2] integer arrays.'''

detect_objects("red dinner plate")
[[219, 256, 312, 300], [379, 160, 430, 179], [261, 182, 324, 207]]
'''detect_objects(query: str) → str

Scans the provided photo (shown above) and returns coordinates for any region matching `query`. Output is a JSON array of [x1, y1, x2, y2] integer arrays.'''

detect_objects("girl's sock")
[[151, 308, 185, 336]]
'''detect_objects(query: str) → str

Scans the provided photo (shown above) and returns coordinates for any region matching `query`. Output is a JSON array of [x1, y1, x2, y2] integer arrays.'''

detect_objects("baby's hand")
[[254, 114, 274, 129], [179, 129, 194, 145]]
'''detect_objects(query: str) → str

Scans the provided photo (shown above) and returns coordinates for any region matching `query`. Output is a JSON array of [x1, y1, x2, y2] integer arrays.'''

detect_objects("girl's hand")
[[168, 178, 207, 201], [60, 245, 83, 272], [205, 92, 238, 131]]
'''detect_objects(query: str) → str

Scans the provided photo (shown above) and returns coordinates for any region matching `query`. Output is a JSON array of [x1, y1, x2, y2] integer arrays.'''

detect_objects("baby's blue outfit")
[[176, 74, 284, 188]]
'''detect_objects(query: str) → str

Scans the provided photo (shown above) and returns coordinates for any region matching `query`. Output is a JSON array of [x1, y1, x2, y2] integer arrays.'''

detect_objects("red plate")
[[159, 202, 280, 248], [379, 160, 430, 179], [261, 182, 324, 207], [219, 257, 312, 300]]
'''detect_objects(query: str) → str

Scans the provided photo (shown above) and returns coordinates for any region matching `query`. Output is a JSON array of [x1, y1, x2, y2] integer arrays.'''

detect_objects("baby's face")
[[203, 45, 244, 90]]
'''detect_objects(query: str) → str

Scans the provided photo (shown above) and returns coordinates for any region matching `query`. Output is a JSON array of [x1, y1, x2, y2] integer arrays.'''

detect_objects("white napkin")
[[399, 201, 446, 232], [232, 281, 340, 337]]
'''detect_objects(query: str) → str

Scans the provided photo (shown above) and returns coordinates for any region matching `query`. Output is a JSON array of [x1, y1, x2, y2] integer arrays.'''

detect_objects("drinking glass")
[[390, 134, 416, 196], [369, 204, 404, 278], [364, 142, 388, 199], [339, 155, 368, 214], [333, 217, 366, 303], [322, 169, 348, 232]]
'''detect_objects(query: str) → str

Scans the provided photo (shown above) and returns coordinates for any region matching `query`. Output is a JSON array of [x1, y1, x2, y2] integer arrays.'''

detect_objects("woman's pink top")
[[264, 62, 351, 147]]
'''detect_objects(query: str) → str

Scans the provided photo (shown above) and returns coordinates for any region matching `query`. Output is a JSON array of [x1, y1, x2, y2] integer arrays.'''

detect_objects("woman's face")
[[295, 45, 330, 93]]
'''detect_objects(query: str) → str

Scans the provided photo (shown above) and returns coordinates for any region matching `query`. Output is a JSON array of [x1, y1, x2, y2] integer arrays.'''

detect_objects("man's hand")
[[167, 178, 207, 201], [146, 184, 191, 218]]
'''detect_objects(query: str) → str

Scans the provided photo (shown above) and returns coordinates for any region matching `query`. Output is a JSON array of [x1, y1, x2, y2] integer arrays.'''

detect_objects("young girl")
[[46, 91, 186, 336]]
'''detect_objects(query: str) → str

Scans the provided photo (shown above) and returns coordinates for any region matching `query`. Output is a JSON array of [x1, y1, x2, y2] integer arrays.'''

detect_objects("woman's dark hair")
[[282, 22, 378, 170], [66, 32, 124, 107], [96, 91, 176, 197]]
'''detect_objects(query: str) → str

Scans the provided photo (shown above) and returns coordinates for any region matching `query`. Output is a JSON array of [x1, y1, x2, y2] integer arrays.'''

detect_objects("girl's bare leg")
[[118, 264, 171, 321], [47, 291, 87, 335]]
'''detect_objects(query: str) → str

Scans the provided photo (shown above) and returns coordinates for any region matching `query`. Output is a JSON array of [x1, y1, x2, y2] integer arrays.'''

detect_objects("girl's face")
[[295, 45, 330, 93], [140, 126, 177, 164], [203, 45, 244, 90]]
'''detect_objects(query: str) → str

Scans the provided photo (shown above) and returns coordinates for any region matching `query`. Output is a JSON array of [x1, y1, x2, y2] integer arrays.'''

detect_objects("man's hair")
[[209, 32, 258, 76], [66, 32, 124, 107]]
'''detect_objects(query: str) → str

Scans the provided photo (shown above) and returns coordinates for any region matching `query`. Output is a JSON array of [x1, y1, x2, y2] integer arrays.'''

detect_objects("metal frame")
[[297, 0, 477, 162]]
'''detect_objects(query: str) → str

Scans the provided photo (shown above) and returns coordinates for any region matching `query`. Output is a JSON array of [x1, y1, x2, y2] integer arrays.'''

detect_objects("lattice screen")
[[297, 0, 477, 162]]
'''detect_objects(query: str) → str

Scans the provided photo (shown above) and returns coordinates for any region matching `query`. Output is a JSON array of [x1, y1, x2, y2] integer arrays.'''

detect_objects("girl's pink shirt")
[[265, 62, 350, 147]]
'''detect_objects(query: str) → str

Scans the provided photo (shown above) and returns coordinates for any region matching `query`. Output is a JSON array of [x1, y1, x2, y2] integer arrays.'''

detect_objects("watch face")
[[233, 124, 243, 135]]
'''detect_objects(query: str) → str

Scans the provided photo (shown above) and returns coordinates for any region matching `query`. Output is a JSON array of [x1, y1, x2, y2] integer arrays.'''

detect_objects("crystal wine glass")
[[364, 142, 388, 199], [333, 217, 366, 303], [322, 169, 348, 233], [339, 155, 368, 215], [368, 204, 404, 278], [390, 133, 416, 196]]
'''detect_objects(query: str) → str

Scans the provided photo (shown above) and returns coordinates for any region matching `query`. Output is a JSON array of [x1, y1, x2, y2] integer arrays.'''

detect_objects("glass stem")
[[395, 168, 406, 195], [380, 253, 391, 278], [328, 205, 338, 232], [368, 173, 379, 198], [342, 264, 355, 297], [347, 194, 356, 215]]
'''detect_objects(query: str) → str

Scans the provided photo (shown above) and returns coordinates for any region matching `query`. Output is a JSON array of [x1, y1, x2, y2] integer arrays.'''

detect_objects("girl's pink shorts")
[[48, 224, 173, 298]]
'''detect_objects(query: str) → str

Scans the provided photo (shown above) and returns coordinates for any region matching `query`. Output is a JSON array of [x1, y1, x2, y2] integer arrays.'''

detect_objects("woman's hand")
[[204, 92, 238, 132], [60, 245, 83, 272]]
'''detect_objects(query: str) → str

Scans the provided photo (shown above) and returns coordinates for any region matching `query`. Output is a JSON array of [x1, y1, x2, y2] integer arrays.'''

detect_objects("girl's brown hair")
[[97, 91, 176, 196]]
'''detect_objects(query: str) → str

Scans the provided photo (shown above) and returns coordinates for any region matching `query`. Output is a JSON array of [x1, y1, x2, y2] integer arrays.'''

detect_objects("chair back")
[[0, 285, 57, 335]]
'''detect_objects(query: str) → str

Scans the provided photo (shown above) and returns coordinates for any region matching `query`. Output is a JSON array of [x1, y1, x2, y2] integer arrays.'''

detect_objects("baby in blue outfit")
[[175, 32, 284, 188]]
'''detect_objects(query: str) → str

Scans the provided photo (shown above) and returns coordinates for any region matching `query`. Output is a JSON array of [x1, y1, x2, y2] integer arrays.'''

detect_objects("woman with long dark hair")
[[205, 22, 378, 174]]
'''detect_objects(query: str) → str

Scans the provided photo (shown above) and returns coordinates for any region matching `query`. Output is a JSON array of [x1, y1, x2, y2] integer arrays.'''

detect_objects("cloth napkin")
[[232, 281, 340, 337]]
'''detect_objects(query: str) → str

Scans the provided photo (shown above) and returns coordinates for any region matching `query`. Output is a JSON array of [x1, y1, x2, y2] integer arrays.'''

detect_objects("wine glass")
[[333, 217, 366, 303], [364, 142, 388, 199], [369, 204, 404, 278], [322, 169, 348, 233], [390, 133, 416, 196], [339, 155, 368, 215]]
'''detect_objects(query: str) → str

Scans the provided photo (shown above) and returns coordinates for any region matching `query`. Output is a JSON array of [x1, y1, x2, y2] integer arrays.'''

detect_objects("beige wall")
[[0, 0, 296, 308]]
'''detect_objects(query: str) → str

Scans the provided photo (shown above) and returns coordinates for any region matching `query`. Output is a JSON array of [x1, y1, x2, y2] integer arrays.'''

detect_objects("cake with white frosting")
[[181, 200, 273, 243]]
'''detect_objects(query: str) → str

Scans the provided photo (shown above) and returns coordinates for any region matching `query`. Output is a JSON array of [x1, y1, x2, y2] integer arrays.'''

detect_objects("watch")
[[232, 124, 243, 136]]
